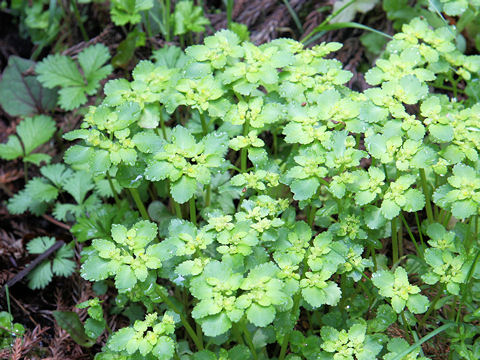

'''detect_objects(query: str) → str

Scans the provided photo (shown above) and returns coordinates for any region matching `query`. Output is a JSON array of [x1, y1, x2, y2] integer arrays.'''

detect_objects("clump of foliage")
[[25, 237, 76, 290], [0, 115, 55, 166], [36, 44, 113, 110], [4, 10, 480, 360], [0, 312, 25, 349]]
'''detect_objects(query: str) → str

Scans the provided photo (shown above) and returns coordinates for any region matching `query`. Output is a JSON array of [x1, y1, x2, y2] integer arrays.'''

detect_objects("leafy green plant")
[[111, 0, 153, 26], [36, 44, 113, 110], [0, 115, 56, 168], [6, 14, 480, 360], [173, 0, 210, 47], [25, 237, 76, 289], [0, 312, 25, 349]]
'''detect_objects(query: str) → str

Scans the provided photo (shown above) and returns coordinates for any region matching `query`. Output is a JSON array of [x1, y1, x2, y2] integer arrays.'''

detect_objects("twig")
[[2, 241, 65, 291], [41, 214, 71, 230], [8, 294, 39, 327]]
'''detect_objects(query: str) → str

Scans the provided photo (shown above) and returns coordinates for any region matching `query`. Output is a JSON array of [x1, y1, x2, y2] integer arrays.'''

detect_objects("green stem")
[[196, 323, 203, 349], [273, 131, 278, 155], [199, 111, 207, 135], [391, 217, 399, 265], [129, 188, 150, 221], [400, 312, 414, 343], [163, 0, 171, 41], [242, 319, 258, 360], [278, 293, 301, 360], [456, 247, 480, 323], [370, 244, 377, 271], [107, 173, 121, 206], [240, 120, 249, 172], [391, 323, 455, 360], [232, 324, 245, 345], [398, 218, 403, 259], [226, 0, 234, 29], [308, 204, 316, 228], [205, 185, 211, 207], [189, 197, 197, 225], [157, 288, 203, 350], [400, 213, 423, 259], [301, 0, 355, 43], [71, 0, 88, 41], [174, 200, 182, 219], [415, 212, 425, 249], [419, 169, 434, 223], [159, 107, 167, 139]]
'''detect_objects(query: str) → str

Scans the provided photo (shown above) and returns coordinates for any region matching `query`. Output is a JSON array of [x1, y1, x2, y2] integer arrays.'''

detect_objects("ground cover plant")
[[1, 1, 480, 359]]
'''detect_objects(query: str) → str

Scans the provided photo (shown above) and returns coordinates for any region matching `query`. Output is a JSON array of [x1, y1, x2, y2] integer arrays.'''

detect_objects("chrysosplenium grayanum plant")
[[10, 16, 480, 359]]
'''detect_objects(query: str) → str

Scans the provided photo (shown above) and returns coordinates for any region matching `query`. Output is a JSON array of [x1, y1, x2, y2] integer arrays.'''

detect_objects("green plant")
[[25, 237, 76, 289], [110, 0, 153, 26], [6, 14, 480, 360], [0, 115, 55, 166], [0, 312, 25, 349], [173, 0, 210, 47], [36, 44, 113, 110]]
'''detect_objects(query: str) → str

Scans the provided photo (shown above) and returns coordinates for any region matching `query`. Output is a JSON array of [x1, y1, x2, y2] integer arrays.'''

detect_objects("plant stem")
[[415, 212, 425, 249], [391, 217, 399, 265], [199, 111, 207, 135], [226, 0, 234, 29], [273, 131, 278, 155], [71, 0, 88, 41], [173, 200, 182, 219], [456, 247, 480, 323], [308, 204, 316, 227], [107, 173, 121, 206], [205, 185, 211, 207], [391, 323, 454, 360], [370, 244, 377, 271], [398, 218, 403, 259], [189, 197, 197, 225], [278, 293, 301, 360], [242, 319, 258, 360], [159, 107, 167, 139], [129, 188, 150, 221], [301, 0, 355, 43], [419, 169, 434, 223], [400, 213, 423, 259], [241, 120, 249, 172], [156, 288, 203, 350]]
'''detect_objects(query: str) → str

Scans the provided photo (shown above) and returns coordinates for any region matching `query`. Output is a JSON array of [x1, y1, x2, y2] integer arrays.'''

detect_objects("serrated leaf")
[[7, 189, 47, 215], [23, 153, 51, 165], [58, 86, 88, 111], [78, 44, 113, 87], [62, 171, 95, 204], [25, 177, 59, 202], [0, 135, 23, 160], [16, 115, 56, 155], [36, 54, 84, 88], [27, 260, 53, 289], [27, 236, 56, 254]]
